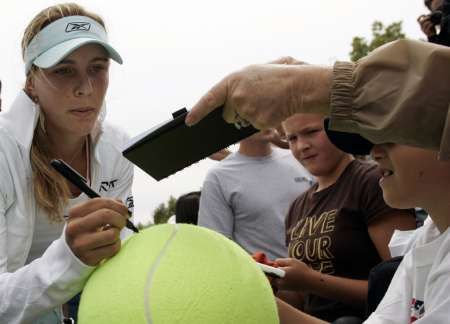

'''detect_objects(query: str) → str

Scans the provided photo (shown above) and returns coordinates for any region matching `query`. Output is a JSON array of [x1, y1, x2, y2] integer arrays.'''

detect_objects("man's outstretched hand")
[[186, 58, 332, 130]]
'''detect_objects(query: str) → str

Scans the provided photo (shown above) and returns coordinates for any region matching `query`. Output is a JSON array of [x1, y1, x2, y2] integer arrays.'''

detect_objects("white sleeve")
[[198, 171, 234, 239], [0, 232, 95, 324], [0, 153, 94, 323]]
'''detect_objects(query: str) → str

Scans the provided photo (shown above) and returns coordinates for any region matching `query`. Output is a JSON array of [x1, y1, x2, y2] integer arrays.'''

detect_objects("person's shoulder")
[[94, 122, 134, 175], [411, 222, 450, 273], [213, 151, 241, 168], [416, 221, 449, 247], [202, 166, 223, 188], [100, 122, 131, 142], [97, 122, 131, 152], [340, 160, 384, 206], [0, 143, 16, 202], [205, 153, 235, 175], [203, 152, 241, 185], [0, 125, 16, 145], [0, 125, 22, 163]]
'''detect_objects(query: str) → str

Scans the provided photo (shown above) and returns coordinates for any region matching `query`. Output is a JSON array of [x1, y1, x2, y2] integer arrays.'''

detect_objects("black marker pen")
[[50, 159, 139, 233]]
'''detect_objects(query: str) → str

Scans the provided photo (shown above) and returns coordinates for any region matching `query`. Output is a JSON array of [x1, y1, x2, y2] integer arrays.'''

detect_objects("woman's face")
[[28, 43, 110, 138], [371, 143, 450, 210]]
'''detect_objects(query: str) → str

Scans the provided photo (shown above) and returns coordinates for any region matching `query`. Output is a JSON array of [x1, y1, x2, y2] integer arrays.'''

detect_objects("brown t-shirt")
[[285, 160, 414, 321]]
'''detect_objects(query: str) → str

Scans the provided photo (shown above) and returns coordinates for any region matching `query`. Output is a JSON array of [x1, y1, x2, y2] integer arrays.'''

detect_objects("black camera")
[[428, 0, 450, 46]]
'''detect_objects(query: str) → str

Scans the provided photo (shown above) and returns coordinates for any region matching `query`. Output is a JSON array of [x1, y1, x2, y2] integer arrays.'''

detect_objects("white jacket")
[[0, 91, 134, 323]]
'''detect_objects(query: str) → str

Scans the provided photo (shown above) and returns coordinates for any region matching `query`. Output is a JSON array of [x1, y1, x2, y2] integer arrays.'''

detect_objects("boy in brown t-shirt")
[[273, 113, 416, 322]]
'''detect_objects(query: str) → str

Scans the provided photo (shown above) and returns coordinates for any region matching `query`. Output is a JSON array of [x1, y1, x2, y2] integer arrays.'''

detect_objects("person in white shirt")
[[362, 145, 450, 323], [0, 3, 134, 323]]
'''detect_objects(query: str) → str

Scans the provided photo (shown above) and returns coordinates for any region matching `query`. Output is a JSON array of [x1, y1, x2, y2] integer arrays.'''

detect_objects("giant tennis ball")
[[78, 224, 279, 324]]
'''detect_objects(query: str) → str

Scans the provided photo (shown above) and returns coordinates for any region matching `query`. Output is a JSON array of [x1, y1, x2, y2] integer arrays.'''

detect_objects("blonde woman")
[[0, 3, 134, 323]]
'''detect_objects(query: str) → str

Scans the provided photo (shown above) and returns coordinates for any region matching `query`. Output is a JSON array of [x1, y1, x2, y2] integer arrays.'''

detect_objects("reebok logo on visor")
[[65, 22, 91, 32], [24, 16, 122, 74]]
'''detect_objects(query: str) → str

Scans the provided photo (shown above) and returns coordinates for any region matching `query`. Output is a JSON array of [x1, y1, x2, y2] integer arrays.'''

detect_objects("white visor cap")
[[24, 15, 122, 74]]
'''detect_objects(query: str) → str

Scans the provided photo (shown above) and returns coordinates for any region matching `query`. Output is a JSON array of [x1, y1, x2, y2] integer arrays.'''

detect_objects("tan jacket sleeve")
[[329, 39, 450, 160]]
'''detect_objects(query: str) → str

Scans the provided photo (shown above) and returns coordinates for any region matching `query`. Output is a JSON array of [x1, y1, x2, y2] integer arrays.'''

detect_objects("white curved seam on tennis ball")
[[143, 224, 179, 324]]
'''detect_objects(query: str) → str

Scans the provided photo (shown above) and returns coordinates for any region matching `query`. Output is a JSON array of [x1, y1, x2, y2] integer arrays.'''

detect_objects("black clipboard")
[[122, 107, 258, 181]]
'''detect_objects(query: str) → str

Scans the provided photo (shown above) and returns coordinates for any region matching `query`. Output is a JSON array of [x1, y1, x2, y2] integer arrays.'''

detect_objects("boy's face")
[[371, 144, 450, 210], [282, 113, 348, 177]]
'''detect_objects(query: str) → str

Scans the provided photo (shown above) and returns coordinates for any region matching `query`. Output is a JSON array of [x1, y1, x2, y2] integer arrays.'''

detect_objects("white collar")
[[1, 90, 38, 152]]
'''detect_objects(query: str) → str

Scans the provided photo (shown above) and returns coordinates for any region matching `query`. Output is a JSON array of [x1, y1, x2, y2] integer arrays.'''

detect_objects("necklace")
[[64, 137, 91, 196], [61, 137, 91, 189], [52, 136, 89, 167], [67, 137, 88, 165]]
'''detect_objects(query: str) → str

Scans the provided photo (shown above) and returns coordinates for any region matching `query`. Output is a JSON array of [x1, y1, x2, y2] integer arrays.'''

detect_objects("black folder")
[[122, 107, 258, 181]]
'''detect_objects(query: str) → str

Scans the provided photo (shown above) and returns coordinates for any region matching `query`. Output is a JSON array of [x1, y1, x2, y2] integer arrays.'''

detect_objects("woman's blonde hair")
[[23, 3, 105, 222]]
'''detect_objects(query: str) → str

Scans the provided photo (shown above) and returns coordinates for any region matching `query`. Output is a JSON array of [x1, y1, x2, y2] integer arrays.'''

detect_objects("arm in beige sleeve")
[[329, 39, 450, 160]]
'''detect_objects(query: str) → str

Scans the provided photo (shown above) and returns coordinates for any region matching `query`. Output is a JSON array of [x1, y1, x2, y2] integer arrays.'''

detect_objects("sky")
[[0, 0, 427, 224]]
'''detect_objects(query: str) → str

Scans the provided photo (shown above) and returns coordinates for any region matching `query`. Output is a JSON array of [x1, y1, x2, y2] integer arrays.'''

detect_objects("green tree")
[[350, 21, 405, 62], [153, 195, 177, 224], [167, 196, 177, 215]]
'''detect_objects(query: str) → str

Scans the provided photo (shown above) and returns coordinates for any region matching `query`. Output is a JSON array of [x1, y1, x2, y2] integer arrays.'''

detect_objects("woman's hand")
[[65, 198, 128, 266], [273, 258, 316, 292]]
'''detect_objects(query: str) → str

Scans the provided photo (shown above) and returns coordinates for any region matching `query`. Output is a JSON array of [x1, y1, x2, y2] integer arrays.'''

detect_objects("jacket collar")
[[1, 90, 38, 152], [1, 90, 104, 162]]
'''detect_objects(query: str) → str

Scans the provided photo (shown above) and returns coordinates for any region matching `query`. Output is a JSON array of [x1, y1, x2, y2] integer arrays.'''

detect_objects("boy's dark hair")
[[175, 191, 201, 225]]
